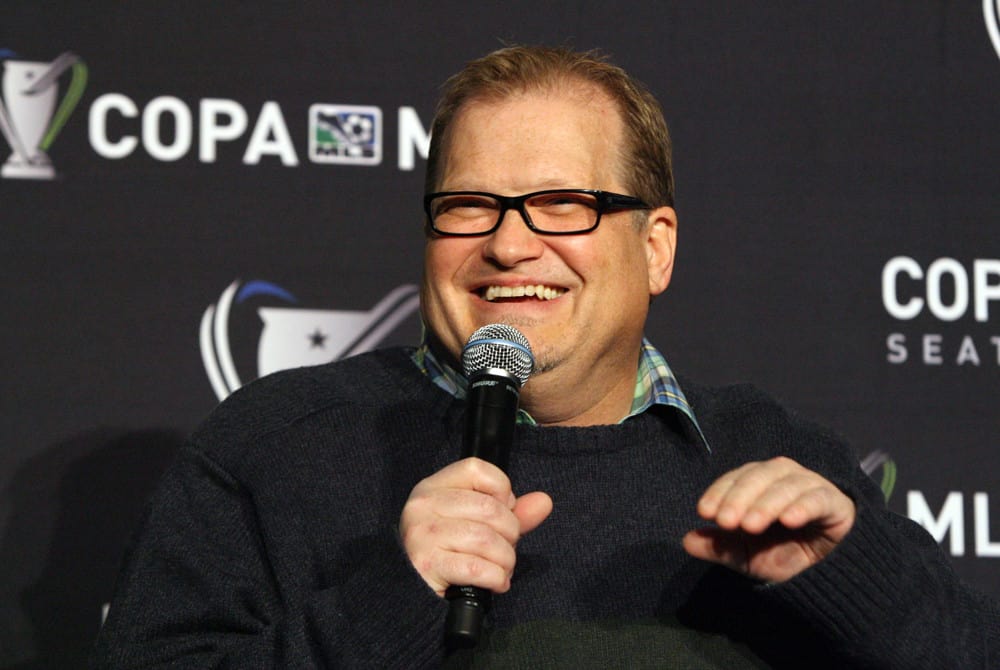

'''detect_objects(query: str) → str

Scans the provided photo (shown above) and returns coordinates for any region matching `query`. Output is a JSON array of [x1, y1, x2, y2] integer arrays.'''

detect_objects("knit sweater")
[[93, 348, 999, 668]]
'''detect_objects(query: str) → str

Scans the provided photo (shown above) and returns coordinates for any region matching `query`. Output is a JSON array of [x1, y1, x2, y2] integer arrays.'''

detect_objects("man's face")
[[421, 85, 676, 423]]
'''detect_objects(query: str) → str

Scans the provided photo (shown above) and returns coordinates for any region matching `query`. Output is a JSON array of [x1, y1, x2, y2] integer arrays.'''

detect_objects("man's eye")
[[438, 197, 497, 215], [532, 194, 595, 209]]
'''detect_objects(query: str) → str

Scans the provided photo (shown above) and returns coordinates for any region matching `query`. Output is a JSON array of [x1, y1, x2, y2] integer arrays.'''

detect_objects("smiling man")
[[94, 46, 998, 669], [420, 80, 674, 427]]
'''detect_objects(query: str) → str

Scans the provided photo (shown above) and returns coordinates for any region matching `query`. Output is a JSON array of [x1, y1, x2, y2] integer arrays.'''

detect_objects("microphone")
[[444, 323, 534, 648]]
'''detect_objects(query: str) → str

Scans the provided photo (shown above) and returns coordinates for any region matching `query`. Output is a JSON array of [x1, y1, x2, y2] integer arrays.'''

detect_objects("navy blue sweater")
[[94, 348, 999, 668]]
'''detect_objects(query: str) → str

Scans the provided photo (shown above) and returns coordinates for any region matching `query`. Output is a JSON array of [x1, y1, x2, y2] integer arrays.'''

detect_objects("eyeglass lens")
[[429, 192, 600, 234]]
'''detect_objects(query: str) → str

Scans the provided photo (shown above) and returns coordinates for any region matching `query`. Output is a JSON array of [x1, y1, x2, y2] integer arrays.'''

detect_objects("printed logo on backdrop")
[[200, 280, 420, 401], [0, 53, 427, 175], [864, 451, 999, 560], [309, 104, 382, 165], [89, 93, 427, 169], [861, 450, 897, 502], [986, 0, 1000, 61], [908, 488, 1000, 558], [882, 257, 1000, 366], [0, 50, 87, 180]]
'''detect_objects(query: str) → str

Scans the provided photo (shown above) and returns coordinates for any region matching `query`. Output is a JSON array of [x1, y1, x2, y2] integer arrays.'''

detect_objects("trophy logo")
[[987, 0, 1000, 62], [0, 51, 87, 180], [200, 280, 420, 401]]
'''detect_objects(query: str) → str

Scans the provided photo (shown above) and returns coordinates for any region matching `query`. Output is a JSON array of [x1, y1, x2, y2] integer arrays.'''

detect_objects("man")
[[94, 46, 998, 668]]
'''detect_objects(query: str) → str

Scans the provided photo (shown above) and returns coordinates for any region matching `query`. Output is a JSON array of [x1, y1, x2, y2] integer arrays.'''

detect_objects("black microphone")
[[444, 323, 534, 649]]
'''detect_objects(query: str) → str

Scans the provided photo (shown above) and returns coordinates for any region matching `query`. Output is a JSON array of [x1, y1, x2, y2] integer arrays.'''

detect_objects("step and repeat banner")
[[2, 2, 999, 666]]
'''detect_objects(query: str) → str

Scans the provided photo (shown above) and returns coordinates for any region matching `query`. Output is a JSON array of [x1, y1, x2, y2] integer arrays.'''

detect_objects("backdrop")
[[2, 2, 999, 666]]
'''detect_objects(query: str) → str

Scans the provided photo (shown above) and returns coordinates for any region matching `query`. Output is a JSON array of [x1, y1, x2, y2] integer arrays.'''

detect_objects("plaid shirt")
[[412, 336, 709, 450]]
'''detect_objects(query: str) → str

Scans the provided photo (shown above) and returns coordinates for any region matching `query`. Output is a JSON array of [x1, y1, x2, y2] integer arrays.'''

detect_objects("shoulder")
[[680, 377, 862, 479], [187, 347, 441, 462], [680, 378, 795, 428], [229, 346, 417, 406]]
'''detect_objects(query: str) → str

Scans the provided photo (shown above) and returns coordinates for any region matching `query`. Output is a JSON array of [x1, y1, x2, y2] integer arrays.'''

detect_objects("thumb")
[[682, 527, 745, 570], [513, 491, 553, 535]]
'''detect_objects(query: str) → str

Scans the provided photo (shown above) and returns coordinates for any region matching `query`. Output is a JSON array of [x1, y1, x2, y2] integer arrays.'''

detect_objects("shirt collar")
[[411, 334, 709, 451]]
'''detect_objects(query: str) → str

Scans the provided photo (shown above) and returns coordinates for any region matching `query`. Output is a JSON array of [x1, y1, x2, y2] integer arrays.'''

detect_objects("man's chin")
[[520, 341, 566, 375]]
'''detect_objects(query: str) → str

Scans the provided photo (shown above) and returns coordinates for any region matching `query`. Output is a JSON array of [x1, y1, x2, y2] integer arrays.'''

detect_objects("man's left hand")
[[682, 456, 856, 583]]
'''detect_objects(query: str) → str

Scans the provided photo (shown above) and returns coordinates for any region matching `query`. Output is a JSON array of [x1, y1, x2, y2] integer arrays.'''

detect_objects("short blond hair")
[[425, 45, 674, 209]]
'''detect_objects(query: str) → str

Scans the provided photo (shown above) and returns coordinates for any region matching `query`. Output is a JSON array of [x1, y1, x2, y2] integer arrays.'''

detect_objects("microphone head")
[[462, 324, 534, 386]]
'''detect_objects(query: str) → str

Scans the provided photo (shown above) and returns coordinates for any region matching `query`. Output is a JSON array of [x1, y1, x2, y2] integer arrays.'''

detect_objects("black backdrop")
[[2, 3, 999, 666]]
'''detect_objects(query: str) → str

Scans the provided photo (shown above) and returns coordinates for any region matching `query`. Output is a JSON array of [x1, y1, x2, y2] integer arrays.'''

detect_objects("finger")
[[402, 515, 518, 596], [412, 457, 515, 507], [704, 457, 803, 529], [681, 528, 746, 572], [513, 491, 553, 535], [415, 488, 521, 544], [434, 549, 514, 594], [735, 465, 854, 536], [774, 485, 856, 540], [738, 472, 821, 533], [432, 518, 518, 573], [696, 461, 762, 519]]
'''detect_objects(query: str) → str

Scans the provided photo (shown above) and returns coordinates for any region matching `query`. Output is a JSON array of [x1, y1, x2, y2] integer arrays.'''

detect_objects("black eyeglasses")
[[423, 189, 651, 236]]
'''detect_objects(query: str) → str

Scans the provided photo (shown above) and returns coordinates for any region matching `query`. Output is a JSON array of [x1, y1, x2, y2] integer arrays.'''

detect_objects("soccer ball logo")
[[341, 113, 374, 147], [308, 104, 382, 165]]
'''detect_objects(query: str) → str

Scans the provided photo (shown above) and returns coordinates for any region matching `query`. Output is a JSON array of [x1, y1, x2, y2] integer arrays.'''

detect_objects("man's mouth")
[[481, 284, 565, 301]]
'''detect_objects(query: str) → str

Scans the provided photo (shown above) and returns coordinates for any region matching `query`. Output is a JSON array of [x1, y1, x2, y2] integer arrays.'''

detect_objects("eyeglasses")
[[423, 189, 651, 237]]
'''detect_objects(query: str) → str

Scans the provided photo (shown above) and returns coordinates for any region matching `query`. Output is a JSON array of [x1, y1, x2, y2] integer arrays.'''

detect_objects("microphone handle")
[[445, 373, 520, 648]]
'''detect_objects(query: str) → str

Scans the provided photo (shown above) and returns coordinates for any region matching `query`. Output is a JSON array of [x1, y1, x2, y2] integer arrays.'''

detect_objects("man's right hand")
[[399, 457, 553, 597]]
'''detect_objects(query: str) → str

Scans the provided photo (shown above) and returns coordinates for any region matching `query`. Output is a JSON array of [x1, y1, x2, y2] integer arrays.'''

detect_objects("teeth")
[[484, 284, 564, 301]]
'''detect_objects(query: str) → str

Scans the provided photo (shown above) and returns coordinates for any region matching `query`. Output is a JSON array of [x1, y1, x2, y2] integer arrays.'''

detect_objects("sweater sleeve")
[[754, 413, 1000, 670], [761, 501, 1000, 669], [91, 445, 449, 669], [694, 385, 1000, 668]]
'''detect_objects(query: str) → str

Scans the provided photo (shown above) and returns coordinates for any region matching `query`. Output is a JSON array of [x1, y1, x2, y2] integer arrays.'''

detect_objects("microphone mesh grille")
[[461, 324, 534, 385]]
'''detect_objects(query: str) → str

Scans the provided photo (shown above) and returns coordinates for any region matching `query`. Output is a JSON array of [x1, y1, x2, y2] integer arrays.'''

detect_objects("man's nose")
[[481, 207, 545, 267]]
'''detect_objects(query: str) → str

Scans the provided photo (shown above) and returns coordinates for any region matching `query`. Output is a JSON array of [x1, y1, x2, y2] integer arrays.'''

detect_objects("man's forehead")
[[445, 86, 623, 157], [430, 79, 629, 195], [457, 78, 616, 117]]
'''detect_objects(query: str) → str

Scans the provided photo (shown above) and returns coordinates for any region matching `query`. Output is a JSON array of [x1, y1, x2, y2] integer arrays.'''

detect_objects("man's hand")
[[399, 457, 553, 597], [682, 456, 856, 583]]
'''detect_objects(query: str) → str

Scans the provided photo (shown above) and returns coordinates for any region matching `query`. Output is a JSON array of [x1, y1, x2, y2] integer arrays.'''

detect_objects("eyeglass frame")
[[423, 188, 652, 237]]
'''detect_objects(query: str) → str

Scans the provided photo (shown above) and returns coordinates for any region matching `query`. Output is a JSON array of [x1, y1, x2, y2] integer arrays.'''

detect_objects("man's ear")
[[645, 206, 677, 297]]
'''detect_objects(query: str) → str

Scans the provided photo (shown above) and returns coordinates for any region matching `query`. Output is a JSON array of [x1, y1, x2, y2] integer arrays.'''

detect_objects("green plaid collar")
[[412, 336, 709, 450]]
